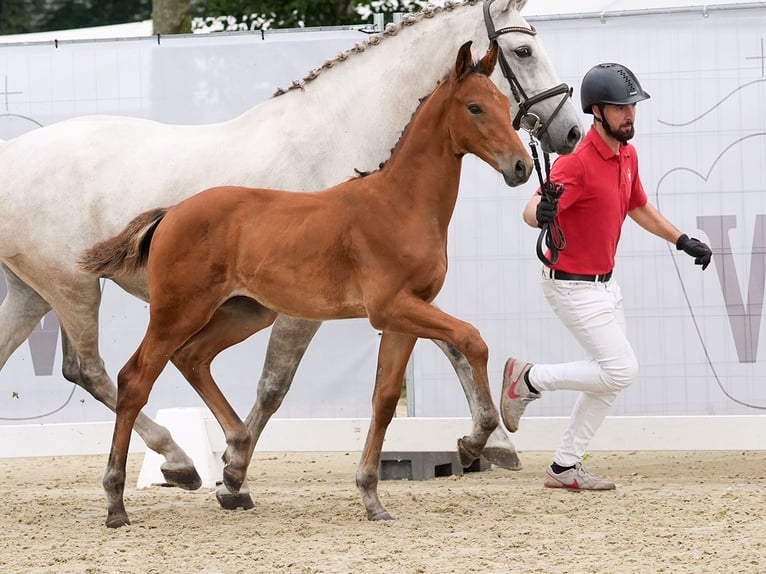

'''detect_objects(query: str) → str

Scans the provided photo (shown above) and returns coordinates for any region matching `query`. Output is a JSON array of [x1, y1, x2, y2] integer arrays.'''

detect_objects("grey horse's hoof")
[[105, 513, 131, 528], [216, 486, 255, 510], [457, 437, 481, 467], [161, 466, 202, 491], [481, 446, 523, 470], [368, 511, 394, 521]]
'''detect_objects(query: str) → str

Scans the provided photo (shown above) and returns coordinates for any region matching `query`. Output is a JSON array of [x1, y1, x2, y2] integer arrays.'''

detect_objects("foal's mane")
[[272, 0, 490, 98]]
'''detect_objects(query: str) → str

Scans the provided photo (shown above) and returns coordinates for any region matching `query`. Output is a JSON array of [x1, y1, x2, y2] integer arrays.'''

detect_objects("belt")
[[546, 268, 613, 282]]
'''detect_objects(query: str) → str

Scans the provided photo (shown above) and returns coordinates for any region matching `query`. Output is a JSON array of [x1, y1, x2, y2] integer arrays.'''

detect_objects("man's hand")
[[535, 195, 558, 228], [676, 234, 712, 270]]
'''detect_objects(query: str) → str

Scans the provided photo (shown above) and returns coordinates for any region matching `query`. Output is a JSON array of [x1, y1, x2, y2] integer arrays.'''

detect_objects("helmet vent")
[[617, 68, 638, 95]]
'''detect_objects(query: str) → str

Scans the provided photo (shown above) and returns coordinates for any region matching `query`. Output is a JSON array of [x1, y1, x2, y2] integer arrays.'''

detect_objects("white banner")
[[1, 6, 765, 425]]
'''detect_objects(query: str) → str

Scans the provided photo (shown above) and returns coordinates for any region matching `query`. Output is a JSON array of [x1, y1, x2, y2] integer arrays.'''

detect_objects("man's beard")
[[603, 119, 635, 143]]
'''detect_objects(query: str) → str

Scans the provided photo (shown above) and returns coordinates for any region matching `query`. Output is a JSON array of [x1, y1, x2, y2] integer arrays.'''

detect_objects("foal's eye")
[[514, 46, 532, 58], [468, 104, 482, 115]]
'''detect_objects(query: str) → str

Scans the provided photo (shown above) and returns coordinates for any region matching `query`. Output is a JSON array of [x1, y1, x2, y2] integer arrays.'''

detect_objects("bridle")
[[482, 0, 572, 139], [483, 0, 568, 265]]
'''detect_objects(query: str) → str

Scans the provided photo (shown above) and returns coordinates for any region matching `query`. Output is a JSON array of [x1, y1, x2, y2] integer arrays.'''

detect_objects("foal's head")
[[443, 41, 532, 187]]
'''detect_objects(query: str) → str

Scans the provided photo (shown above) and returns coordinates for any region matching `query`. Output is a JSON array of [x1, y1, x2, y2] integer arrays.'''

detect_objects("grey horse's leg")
[[0, 265, 53, 371], [0, 265, 200, 488], [216, 314, 323, 509], [221, 315, 518, 510], [431, 339, 522, 470], [170, 298, 282, 500]]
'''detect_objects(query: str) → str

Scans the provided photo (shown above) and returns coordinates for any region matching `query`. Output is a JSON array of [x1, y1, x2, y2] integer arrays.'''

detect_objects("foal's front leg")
[[356, 331, 416, 521], [431, 339, 521, 470], [369, 297, 499, 468]]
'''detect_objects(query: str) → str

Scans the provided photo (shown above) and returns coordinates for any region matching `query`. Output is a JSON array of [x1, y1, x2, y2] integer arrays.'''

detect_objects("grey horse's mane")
[[354, 53, 493, 179], [272, 0, 517, 97], [272, 0, 517, 176]]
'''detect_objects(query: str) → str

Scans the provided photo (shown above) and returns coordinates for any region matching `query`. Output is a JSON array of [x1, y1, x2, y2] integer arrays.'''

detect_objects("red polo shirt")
[[541, 126, 647, 275]]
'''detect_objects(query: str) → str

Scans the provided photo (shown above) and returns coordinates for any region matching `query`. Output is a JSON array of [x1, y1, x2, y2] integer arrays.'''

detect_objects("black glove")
[[535, 195, 559, 229], [676, 233, 712, 270]]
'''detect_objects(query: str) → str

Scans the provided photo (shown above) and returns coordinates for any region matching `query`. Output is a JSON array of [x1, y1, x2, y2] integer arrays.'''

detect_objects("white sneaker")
[[499, 357, 538, 432], [544, 462, 616, 491]]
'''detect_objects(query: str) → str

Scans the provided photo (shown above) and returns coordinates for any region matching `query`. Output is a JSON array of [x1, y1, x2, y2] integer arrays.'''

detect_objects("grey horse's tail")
[[78, 207, 168, 278]]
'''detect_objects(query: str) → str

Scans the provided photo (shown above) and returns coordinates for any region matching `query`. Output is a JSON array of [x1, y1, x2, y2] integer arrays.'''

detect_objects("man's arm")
[[627, 202, 682, 243], [629, 202, 712, 270], [523, 194, 542, 228]]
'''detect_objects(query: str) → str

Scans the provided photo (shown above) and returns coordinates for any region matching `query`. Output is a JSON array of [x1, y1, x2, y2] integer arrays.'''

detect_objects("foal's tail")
[[78, 208, 168, 278]]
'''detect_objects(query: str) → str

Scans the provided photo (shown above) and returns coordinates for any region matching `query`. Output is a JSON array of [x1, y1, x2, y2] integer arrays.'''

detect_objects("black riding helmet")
[[580, 63, 650, 114]]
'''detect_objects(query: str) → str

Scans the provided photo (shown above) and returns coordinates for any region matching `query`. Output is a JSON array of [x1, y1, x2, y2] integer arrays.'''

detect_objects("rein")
[[483, 0, 568, 265]]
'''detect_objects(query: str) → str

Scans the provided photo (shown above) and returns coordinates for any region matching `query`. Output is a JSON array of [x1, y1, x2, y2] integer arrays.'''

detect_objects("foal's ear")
[[454, 41, 474, 79], [478, 41, 499, 77]]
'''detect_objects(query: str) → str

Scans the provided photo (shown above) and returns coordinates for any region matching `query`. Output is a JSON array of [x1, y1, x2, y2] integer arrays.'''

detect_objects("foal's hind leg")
[[51, 277, 199, 489], [431, 339, 521, 470], [356, 330, 416, 521], [171, 296, 278, 508], [106, 335, 183, 527], [105, 293, 232, 527], [171, 311, 323, 511], [57, 326, 201, 489], [0, 265, 199, 488]]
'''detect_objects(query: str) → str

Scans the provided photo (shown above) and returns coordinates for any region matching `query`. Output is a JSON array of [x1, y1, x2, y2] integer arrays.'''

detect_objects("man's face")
[[597, 103, 637, 143]]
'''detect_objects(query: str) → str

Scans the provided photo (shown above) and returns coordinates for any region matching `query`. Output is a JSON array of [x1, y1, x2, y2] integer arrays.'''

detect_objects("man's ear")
[[592, 104, 602, 122]]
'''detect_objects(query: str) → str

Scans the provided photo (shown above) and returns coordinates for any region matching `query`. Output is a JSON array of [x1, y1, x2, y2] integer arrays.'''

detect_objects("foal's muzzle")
[[502, 156, 533, 187]]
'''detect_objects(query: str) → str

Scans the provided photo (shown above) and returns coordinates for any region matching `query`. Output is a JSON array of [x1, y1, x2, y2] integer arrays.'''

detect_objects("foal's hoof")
[[482, 446, 522, 470], [216, 485, 255, 511], [457, 437, 481, 467], [161, 466, 202, 491], [222, 468, 244, 495]]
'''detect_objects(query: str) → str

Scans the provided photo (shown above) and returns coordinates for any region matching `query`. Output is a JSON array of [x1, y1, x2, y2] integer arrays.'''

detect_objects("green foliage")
[[0, 0, 439, 35], [0, 0, 45, 34], [41, 0, 152, 31], [0, 0, 152, 34], [190, 1, 446, 31], [191, 0, 361, 28]]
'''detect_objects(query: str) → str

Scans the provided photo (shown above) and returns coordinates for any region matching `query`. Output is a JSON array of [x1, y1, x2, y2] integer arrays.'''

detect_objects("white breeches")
[[529, 272, 639, 466]]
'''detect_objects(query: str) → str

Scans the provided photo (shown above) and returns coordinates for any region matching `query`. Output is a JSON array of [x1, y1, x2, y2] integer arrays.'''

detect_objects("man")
[[500, 63, 712, 490]]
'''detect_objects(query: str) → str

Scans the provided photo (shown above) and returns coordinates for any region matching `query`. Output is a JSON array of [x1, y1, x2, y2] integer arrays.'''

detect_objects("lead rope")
[[528, 134, 566, 265], [481, 0, 569, 264]]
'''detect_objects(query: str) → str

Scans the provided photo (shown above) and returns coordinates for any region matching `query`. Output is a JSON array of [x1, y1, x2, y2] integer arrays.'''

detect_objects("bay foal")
[[80, 41, 532, 528]]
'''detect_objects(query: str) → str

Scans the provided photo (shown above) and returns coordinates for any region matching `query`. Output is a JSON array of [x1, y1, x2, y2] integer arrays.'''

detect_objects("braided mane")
[[352, 90, 434, 179], [272, 0, 483, 97], [272, 0, 520, 176]]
